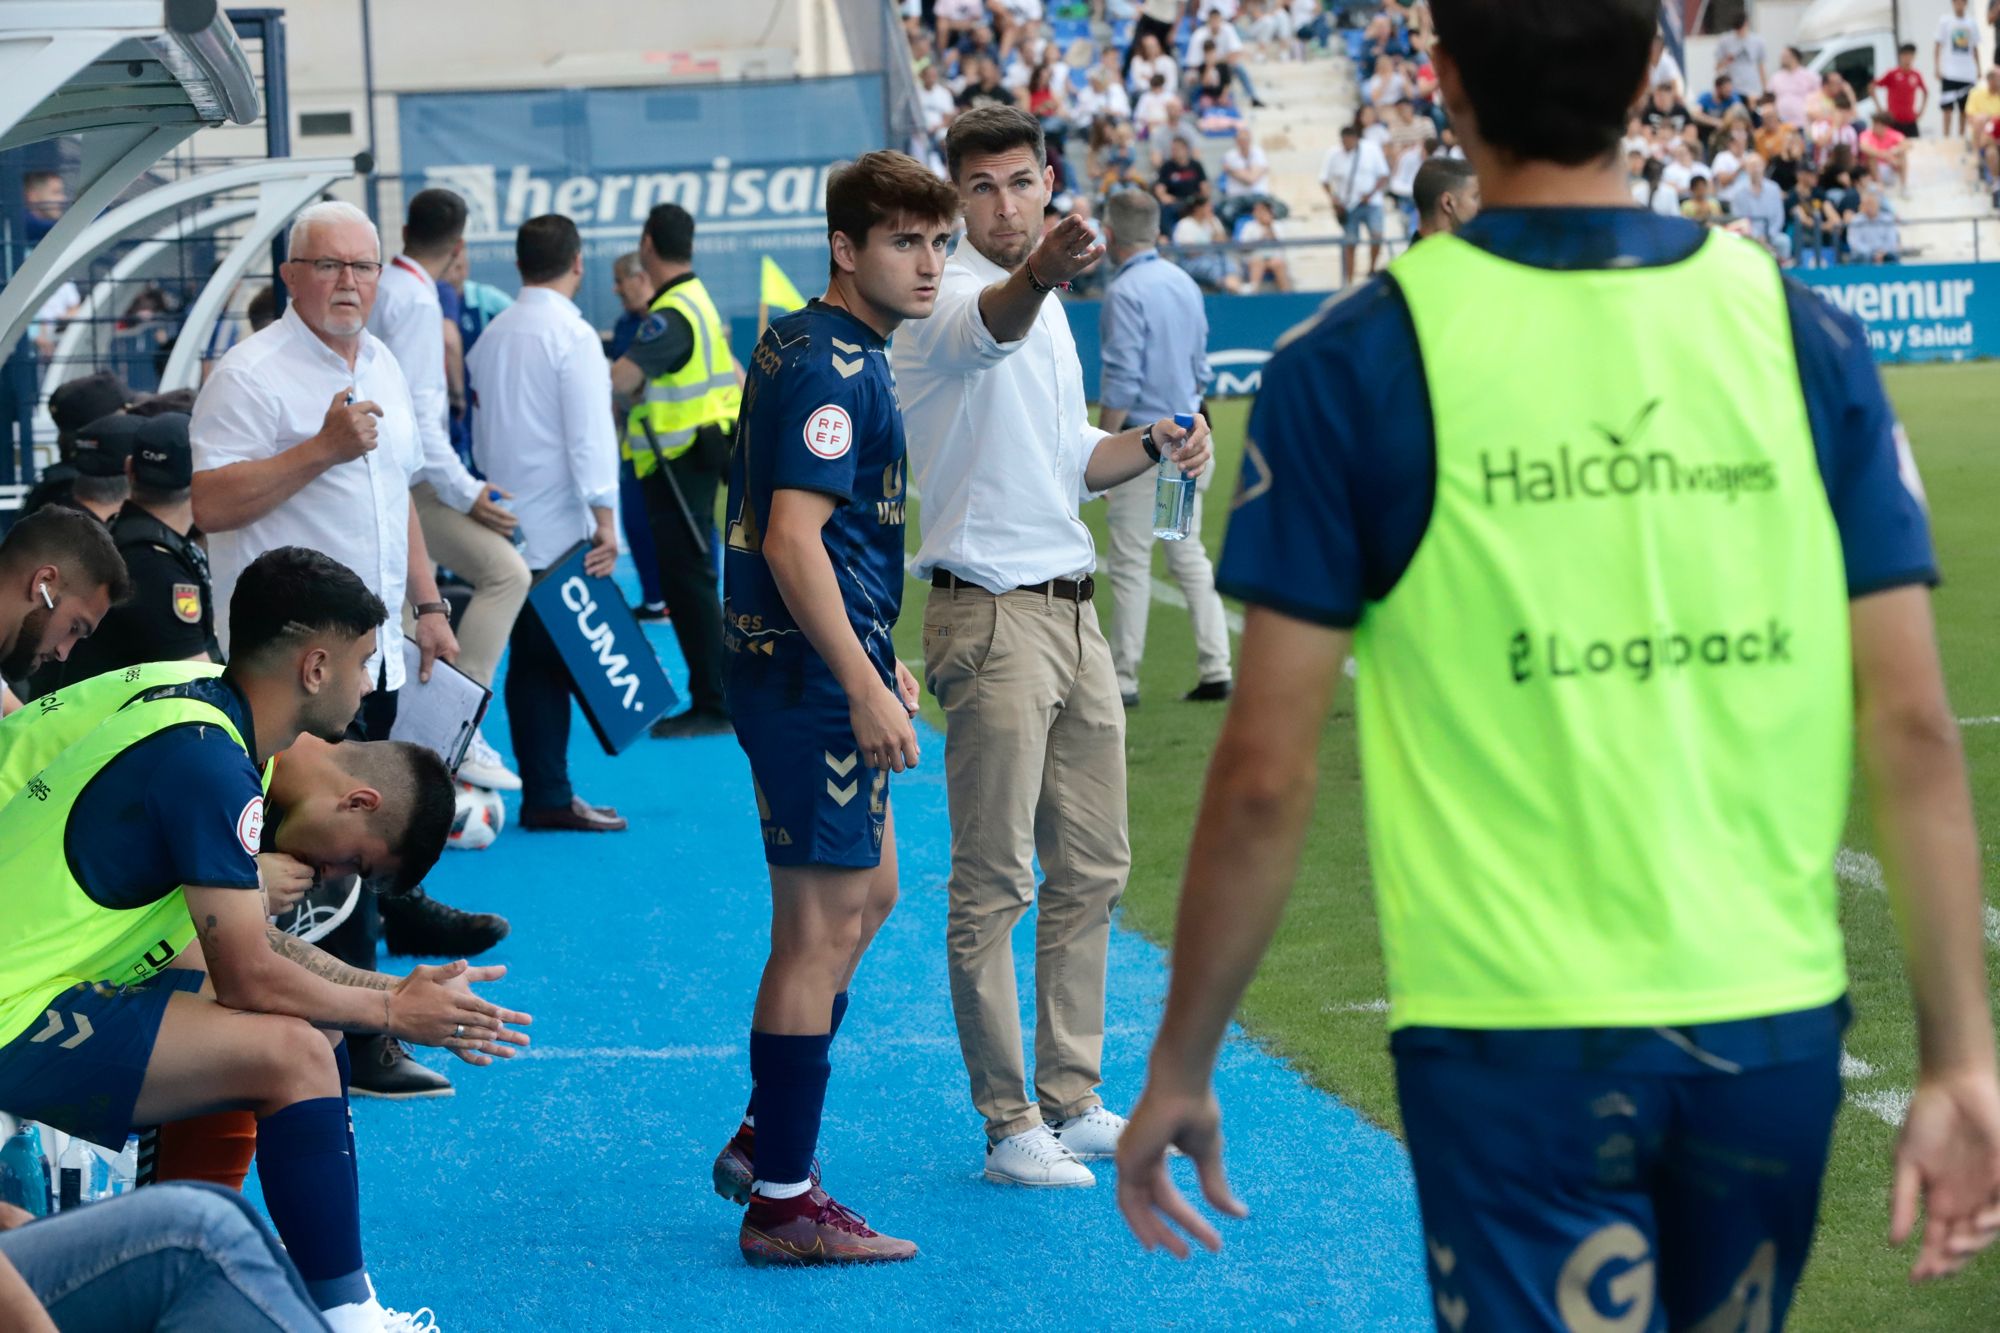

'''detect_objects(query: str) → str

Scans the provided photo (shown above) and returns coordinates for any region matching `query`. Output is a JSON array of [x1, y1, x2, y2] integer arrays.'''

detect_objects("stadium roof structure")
[[0, 0, 262, 355]]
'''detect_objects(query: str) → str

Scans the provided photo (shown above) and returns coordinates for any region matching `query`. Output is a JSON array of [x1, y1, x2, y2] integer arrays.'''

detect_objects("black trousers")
[[320, 685, 400, 972], [641, 427, 729, 717], [505, 591, 577, 812]]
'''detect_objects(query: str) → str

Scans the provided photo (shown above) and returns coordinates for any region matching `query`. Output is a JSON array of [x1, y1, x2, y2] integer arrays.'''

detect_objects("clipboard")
[[389, 641, 492, 774]]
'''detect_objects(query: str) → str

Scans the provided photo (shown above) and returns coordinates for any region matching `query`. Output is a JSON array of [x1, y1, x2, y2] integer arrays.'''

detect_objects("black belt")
[[932, 569, 1094, 602]]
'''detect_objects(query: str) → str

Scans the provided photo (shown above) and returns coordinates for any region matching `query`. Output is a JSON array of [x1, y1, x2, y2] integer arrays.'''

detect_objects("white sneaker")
[[322, 1300, 387, 1333], [983, 1123, 1095, 1187], [1050, 1104, 1128, 1161], [456, 730, 520, 791], [380, 1308, 441, 1333]]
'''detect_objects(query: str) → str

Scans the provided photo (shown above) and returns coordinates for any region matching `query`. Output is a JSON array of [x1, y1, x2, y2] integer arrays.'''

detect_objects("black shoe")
[[632, 602, 669, 622], [378, 886, 509, 958], [649, 708, 733, 739], [1184, 680, 1233, 702], [1120, 691, 1140, 709], [348, 1034, 453, 1100]]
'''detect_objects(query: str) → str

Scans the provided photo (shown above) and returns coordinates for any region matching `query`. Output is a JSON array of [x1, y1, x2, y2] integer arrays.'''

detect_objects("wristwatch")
[[1140, 424, 1162, 463], [413, 601, 451, 619]]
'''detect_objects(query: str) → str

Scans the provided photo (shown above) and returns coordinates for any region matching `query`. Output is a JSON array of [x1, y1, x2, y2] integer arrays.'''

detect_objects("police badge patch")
[[172, 583, 201, 624]]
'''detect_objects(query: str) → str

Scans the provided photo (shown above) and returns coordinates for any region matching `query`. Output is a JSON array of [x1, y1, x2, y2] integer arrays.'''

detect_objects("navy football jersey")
[[723, 300, 909, 690]]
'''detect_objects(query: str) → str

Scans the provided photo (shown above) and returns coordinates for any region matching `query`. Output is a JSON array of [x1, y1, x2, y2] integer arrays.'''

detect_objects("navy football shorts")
[[0, 970, 206, 1149], [1392, 1001, 1847, 1332], [732, 686, 890, 869]]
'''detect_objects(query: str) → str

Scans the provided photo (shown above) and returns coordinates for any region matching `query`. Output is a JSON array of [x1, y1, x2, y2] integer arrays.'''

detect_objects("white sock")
[[743, 1114, 754, 1128], [322, 1297, 385, 1333], [754, 1178, 812, 1200]]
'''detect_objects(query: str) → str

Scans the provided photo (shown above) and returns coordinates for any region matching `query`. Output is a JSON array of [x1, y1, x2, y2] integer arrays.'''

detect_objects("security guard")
[[58, 413, 218, 687], [1118, 0, 2000, 1325], [610, 202, 740, 738]]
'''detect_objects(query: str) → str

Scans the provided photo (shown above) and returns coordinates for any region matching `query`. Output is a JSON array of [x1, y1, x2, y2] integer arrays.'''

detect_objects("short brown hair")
[[825, 151, 961, 272], [945, 105, 1046, 181], [0, 503, 131, 604]]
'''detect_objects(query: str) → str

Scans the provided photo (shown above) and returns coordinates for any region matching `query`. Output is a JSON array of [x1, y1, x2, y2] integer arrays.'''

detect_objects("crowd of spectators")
[[901, 0, 1349, 294]]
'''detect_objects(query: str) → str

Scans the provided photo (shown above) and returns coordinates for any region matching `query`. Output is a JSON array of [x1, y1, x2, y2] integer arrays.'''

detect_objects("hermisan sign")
[[1801, 264, 1999, 362]]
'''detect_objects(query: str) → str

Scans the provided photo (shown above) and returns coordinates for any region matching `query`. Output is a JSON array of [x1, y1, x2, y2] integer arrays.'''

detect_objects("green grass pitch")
[[887, 364, 2000, 1329]]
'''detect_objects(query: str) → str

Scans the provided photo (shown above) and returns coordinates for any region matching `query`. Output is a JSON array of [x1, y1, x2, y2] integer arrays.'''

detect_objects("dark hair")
[[228, 546, 388, 665], [70, 473, 129, 508], [825, 151, 961, 274], [22, 170, 62, 193], [1898, 41, 1918, 56], [404, 187, 468, 256], [1431, 0, 1655, 165], [127, 388, 197, 418], [945, 105, 1046, 180], [643, 203, 696, 264], [348, 741, 455, 895], [245, 284, 277, 331], [517, 213, 582, 283], [1413, 156, 1478, 223], [0, 503, 130, 603]]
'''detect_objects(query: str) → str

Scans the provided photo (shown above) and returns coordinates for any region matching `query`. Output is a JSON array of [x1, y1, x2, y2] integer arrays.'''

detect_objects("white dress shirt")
[[892, 241, 1110, 593], [465, 286, 620, 572], [191, 305, 425, 690], [367, 255, 484, 512]]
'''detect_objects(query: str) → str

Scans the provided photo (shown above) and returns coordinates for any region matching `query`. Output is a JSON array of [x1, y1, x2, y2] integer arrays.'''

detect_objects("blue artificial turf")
[[340, 568, 1430, 1330]]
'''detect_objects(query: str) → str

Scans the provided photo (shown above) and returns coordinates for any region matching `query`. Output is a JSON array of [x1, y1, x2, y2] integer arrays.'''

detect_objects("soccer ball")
[[447, 782, 506, 851]]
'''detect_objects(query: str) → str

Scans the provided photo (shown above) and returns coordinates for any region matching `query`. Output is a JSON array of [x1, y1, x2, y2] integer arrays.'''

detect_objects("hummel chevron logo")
[[830, 338, 861, 353], [824, 751, 858, 777], [827, 779, 859, 806], [832, 356, 863, 379], [30, 1009, 93, 1049]]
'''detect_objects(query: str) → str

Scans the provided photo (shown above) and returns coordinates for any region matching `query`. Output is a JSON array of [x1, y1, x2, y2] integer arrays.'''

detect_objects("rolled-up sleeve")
[[900, 268, 1027, 374], [1098, 283, 1145, 414], [190, 365, 278, 471], [1077, 422, 1113, 505], [561, 326, 621, 514]]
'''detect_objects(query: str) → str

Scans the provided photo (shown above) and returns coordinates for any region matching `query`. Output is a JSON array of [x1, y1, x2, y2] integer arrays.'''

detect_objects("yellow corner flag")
[[759, 256, 807, 334]]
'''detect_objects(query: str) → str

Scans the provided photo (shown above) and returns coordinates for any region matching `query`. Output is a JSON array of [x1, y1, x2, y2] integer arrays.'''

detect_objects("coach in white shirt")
[[191, 199, 506, 1096], [466, 215, 626, 834], [893, 106, 1212, 1189], [370, 186, 531, 792]]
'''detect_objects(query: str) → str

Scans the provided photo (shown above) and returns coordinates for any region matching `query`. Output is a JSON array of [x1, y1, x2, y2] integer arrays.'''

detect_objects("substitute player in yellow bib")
[[1117, 1, 2000, 1327]]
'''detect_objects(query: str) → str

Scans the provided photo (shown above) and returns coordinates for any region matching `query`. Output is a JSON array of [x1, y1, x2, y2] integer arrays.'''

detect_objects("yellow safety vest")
[[623, 276, 741, 479]]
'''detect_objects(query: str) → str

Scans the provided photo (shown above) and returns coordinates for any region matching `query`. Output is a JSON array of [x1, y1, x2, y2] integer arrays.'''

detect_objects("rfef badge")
[[171, 583, 201, 624]]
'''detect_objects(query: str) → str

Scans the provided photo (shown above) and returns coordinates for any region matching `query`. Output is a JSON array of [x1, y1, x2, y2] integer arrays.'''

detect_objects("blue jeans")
[[0, 1183, 329, 1331]]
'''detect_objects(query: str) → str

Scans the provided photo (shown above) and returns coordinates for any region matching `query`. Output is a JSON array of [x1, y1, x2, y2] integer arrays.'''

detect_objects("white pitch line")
[[1959, 716, 2000, 727], [1149, 576, 1246, 634], [1324, 999, 1390, 1015], [1850, 1088, 1913, 1127], [1840, 1048, 1876, 1079], [515, 1044, 739, 1063], [1838, 846, 2000, 947]]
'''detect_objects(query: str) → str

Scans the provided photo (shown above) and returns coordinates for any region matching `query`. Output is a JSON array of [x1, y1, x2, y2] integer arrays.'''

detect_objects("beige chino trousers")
[[922, 580, 1132, 1143], [406, 482, 531, 688]]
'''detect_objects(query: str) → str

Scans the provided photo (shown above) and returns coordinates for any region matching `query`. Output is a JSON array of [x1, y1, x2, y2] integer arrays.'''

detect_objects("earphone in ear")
[[37, 582, 54, 610]]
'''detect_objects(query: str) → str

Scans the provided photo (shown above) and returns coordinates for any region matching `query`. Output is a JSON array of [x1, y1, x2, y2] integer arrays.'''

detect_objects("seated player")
[[711, 151, 959, 1266], [0, 546, 532, 1333], [0, 503, 130, 688]]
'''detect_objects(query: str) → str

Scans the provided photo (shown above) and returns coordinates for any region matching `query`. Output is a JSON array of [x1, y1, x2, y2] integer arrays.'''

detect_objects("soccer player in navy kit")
[[711, 151, 961, 1266]]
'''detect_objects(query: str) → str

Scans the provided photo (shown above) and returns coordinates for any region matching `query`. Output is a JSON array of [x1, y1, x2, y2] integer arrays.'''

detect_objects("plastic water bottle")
[[56, 1135, 92, 1211], [109, 1135, 138, 1197], [489, 488, 525, 550], [1152, 412, 1199, 542], [0, 1121, 50, 1216]]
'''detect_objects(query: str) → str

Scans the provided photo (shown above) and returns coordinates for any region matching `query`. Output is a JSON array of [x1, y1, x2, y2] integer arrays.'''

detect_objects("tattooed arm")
[[183, 886, 528, 1053], [264, 927, 392, 992]]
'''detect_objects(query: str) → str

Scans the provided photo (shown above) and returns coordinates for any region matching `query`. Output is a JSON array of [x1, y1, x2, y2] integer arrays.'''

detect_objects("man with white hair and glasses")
[[191, 199, 511, 1100]]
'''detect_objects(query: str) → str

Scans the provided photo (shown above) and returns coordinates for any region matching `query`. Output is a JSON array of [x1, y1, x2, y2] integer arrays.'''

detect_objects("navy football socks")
[[257, 1097, 367, 1309], [747, 1030, 833, 1190], [746, 990, 848, 1127]]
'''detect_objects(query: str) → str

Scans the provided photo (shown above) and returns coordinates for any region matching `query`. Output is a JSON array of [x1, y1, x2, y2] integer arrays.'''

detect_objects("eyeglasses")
[[290, 257, 384, 281]]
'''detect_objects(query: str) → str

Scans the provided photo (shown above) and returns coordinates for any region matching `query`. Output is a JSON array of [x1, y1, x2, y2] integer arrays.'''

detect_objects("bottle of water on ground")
[[1152, 413, 1198, 542], [56, 1134, 94, 1211], [0, 1119, 51, 1215]]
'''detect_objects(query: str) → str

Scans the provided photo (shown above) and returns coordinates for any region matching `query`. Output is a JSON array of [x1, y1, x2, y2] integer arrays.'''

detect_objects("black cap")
[[48, 372, 134, 439], [70, 413, 142, 481], [133, 413, 193, 490]]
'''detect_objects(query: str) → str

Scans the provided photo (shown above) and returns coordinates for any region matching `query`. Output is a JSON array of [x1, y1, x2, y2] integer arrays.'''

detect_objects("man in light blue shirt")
[[1094, 190, 1233, 708]]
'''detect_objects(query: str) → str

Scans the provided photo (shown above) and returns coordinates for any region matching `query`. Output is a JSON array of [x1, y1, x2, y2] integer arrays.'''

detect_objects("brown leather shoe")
[[520, 796, 628, 832]]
